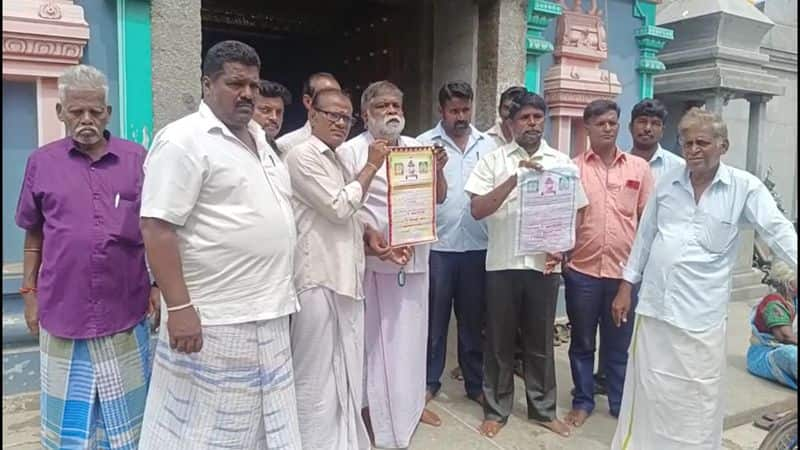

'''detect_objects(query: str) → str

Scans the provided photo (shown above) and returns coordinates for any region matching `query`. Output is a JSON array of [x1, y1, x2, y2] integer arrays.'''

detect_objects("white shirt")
[[141, 102, 298, 325], [276, 120, 312, 157], [416, 122, 491, 252], [647, 144, 685, 183], [624, 163, 797, 331], [337, 131, 430, 274], [485, 119, 510, 150], [285, 135, 367, 300], [464, 140, 588, 272]]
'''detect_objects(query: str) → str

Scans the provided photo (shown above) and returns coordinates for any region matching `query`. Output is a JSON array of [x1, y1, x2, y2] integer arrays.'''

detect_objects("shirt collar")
[[197, 101, 262, 139], [432, 121, 484, 147], [68, 130, 118, 158], [675, 161, 732, 188], [584, 146, 627, 165], [505, 139, 556, 157], [307, 134, 334, 154], [649, 145, 666, 164]]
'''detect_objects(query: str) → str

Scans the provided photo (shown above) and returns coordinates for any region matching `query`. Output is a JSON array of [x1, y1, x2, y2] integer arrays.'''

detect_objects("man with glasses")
[[285, 88, 403, 450], [338, 81, 448, 448], [276, 72, 340, 156]]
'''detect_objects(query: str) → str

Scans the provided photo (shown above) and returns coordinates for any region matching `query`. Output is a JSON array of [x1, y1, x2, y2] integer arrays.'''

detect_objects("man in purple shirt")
[[15, 64, 159, 449]]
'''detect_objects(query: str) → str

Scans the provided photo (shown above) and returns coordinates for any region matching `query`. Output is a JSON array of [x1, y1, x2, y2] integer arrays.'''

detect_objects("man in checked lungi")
[[138, 40, 302, 449], [15, 64, 160, 449]]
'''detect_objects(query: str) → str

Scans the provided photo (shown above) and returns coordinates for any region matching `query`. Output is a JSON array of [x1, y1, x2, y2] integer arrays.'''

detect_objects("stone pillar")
[[36, 78, 64, 145], [150, 0, 201, 131], [745, 95, 770, 176], [476, 0, 527, 130], [524, 0, 562, 93], [431, 0, 479, 121]]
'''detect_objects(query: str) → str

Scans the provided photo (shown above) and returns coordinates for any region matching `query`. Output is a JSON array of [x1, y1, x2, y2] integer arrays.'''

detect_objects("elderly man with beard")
[[285, 88, 409, 450], [338, 81, 448, 448], [466, 91, 587, 439], [15, 64, 158, 449], [417, 81, 496, 407]]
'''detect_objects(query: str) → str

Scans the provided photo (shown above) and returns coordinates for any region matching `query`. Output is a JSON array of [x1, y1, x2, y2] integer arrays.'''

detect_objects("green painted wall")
[[117, 0, 153, 148]]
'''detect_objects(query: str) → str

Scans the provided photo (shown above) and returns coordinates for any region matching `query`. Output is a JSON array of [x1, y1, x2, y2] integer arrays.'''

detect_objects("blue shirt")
[[417, 122, 494, 252]]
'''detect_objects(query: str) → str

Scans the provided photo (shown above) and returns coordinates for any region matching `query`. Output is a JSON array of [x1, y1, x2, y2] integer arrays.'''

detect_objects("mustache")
[[76, 126, 99, 134], [236, 100, 254, 108], [454, 121, 469, 128]]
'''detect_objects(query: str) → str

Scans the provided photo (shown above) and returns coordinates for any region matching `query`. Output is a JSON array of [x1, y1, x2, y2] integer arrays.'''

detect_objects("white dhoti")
[[291, 287, 369, 450], [363, 270, 428, 449], [612, 315, 727, 450]]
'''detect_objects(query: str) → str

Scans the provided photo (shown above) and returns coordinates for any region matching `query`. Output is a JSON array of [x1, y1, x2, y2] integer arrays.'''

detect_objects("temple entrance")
[[201, 0, 433, 136]]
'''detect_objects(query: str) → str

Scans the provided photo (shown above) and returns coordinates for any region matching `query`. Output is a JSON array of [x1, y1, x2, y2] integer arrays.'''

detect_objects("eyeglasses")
[[313, 107, 358, 127]]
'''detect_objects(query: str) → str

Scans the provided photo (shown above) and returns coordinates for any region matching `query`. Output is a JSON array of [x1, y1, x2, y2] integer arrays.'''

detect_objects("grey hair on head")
[[360, 81, 403, 111], [58, 64, 109, 103], [678, 107, 728, 141]]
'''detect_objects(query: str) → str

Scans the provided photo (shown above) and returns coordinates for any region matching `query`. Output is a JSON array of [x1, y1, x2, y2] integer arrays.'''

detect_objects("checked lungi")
[[40, 318, 152, 450], [138, 316, 301, 449]]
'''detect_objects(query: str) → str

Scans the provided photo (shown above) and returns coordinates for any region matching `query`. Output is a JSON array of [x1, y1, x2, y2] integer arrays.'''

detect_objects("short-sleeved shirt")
[[646, 144, 685, 183], [416, 122, 491, 252], [141, 102, 298, 325], [464, 140, 588, 273], [337, 131, 430, 274], [284, 135, 367, 300], [485, 119, 511, 151], [15, 132, 150, 339], [569, 148, 654, 279]]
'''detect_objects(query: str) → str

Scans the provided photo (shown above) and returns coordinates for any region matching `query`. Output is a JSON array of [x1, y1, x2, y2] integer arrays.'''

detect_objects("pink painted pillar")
[[550, 115, 572, 156], [37, 78, 65, 145]]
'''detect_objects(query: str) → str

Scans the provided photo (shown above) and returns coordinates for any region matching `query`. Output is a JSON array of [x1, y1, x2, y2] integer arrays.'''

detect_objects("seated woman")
[[747, 261, 797, 390]]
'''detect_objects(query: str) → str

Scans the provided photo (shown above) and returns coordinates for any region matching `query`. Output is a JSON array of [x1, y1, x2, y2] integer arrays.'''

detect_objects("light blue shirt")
[[647, 144, 685, 183], [417, 122, 495, 252], [624, 163, 797, 331]]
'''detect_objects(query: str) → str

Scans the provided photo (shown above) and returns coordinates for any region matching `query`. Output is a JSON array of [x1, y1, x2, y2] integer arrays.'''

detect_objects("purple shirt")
[[15, 132, 150, 339]]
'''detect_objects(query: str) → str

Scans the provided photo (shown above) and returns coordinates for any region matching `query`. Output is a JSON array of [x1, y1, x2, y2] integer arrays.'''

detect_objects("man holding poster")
[[465, 91, 587, 439], [338, 81, 447, 448]]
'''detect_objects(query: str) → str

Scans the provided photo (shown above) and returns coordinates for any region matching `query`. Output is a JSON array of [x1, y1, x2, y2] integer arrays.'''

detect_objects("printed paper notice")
[[516, 166, 579, 255], [386, 146, 437, 247]]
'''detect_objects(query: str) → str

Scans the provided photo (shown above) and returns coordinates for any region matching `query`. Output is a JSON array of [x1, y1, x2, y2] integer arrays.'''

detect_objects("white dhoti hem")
[[363, 270, 428, 449], [291, 287, 369, 450], [612, 315, 727, 450]]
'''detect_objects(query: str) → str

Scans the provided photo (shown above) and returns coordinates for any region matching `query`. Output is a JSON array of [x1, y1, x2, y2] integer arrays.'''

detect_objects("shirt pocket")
[[696, 214, 736, 254], [618, 182, 640, 217], [110, 198, 144, 245]]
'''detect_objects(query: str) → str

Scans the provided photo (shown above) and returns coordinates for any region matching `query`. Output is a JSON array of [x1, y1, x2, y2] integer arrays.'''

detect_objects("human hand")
[[434, 146, 449, 172], [22, 291, 39, 336], [384, 246, 413, 266], [611, 290, 632, 328], [518, 160, 544, 171], [365, 227, 392, 259], [544, 253, 562, 275], [148, 286, 161, 332], [367, 139, 391, 168], [167, 306, 203, 353]]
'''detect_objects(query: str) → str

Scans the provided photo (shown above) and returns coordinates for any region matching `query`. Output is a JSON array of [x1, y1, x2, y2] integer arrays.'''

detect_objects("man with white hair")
[[15, 64, 159, 449], [610, 107, 797, 450], [338, 80, 448, 448]]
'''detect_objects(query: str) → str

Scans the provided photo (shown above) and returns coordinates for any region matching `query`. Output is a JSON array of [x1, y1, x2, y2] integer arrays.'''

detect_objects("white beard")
[[368, 115, 405, 141]]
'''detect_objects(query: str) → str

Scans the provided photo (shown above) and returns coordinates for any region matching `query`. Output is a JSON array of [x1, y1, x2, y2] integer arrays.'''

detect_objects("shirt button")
[[90, 167, 95, 171]]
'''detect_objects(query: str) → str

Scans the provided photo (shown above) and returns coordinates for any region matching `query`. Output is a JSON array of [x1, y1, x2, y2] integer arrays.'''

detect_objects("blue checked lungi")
[[138, 316, 301, 450], [39, 318, 152, 450]]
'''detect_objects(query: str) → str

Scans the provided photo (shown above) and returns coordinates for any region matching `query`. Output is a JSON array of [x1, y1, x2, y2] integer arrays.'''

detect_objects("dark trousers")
[[426, 250, 486, 398], [563, 268, 638, 416], [483, 270, 559, 422]]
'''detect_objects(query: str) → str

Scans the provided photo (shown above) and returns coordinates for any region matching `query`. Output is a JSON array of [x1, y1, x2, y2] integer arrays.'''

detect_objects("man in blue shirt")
[[417, 81, 496, 405]]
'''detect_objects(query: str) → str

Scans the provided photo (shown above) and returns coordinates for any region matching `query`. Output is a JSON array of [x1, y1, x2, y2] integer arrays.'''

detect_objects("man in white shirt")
[[276, 72, 340, 156], [610, 107, 797, 450], [484, 85, 527, 150], [138, 41, 302, 449], [629, 98, 685, 182], [338, 81, 448, 448], [466, 91, 588, 439], [284, 88, 404, 450], [417, 81, 496, 406]]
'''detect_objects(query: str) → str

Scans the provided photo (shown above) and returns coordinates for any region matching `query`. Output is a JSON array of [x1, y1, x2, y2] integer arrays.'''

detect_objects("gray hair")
[[58, 64, 109, 103], [360, 81, 403, 111], [678, 107, 728, 141], [768, 260, 797, 297]]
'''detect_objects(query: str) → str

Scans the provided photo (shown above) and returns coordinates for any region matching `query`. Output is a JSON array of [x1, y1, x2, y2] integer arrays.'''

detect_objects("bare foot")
[[420, 408, 441, 427], [425, 390, 434, 403], [564, 409, 590, 427], [479, 419, 505, 438], [450, 366, 464, 381], [533, 418, 571, 437]]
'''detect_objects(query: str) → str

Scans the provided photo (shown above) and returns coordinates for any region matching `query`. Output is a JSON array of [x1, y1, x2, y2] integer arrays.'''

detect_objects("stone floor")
[[2, 300, 794, 449]]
